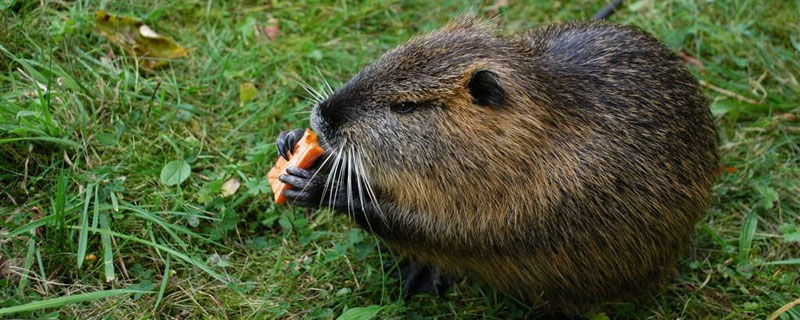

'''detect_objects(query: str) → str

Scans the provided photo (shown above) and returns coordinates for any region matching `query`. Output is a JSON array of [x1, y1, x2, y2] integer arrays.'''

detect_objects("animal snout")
[[311, 101, 342, 140]]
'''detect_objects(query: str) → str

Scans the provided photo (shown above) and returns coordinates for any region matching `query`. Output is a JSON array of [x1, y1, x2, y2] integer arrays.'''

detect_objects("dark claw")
[[276, 132, 290, 160], [276, 129, 306, 160], [277, 136, 287, 160]]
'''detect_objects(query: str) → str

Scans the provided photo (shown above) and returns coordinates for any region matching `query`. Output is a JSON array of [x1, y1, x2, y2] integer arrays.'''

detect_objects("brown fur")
[[310, 16, 718, 312]]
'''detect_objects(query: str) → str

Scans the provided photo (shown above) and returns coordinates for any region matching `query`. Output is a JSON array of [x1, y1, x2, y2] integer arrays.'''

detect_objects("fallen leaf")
[[726, 166, 737, 174], [239, 82, 258, 105], [31, 206, 44, 237], [175, 310, 191, 320], [85, 254, 98, 262], [263, 25, 280, 41], [260, 18, 280, 41], [94, 10, 189, 71], [207, 253, 231, 267], [486, 0, 509, 16], [221, 178, 241, 197], [679, 51, 705, 73], [0, 258, 17, 279], [777, 112, 797, 122], [31, 206, 42, 218]]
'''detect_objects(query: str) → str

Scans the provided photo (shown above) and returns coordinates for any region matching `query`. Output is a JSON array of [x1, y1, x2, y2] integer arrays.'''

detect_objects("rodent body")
[[277, 17, 718, 311]]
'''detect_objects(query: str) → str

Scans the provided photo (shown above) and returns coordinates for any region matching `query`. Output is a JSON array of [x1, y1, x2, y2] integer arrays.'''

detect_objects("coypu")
[[274, 15, 718, 312]]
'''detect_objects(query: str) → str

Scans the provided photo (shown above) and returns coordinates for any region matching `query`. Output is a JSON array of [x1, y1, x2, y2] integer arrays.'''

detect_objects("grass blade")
[[67, 226, 231, 283], [53, 169, 68, 230], [99, 211, 115, 282], [110, 191, 119, 213], [763, 258, 800, 266], [5, 216, 53, 239], [767, 297, 800, 320], [36, 249, 47, 294], [122, 205, 222, 246], [77, 184, 93, 268], [0, 136, 78, 147], [701, 224, 735, 251], [130, 210, 187, 248], [17, 232, 36, 296], [738, 212, 759, 261], [154, 255, 170, 312], [0, 289, 149, 316], [91, 183, 100, 231]]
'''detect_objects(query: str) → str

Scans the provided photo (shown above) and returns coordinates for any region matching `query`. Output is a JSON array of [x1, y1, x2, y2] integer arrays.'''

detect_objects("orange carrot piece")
[[267, 129, 325, 204]]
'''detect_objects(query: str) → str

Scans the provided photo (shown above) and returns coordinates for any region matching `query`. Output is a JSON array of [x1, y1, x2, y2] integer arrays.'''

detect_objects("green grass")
[[1, 0, 798, 318]]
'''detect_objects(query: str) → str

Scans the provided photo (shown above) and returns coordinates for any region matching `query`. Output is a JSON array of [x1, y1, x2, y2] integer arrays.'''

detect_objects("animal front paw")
[[278, 167, 326, 208], [274, 129, 354, 210], [278, 165, 328, 208], [275, 129, 328, 207]]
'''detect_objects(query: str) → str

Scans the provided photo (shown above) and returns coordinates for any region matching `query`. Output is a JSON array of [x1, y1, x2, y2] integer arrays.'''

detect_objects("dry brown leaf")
[[260, 18, 280, 41], [487, 0, 509, 16], [221, 178, 241, 197], [94, 10, 189, 71], [777, 112, 797, 122], [0, 258, 16, 279], [679, 51, 705, 73]]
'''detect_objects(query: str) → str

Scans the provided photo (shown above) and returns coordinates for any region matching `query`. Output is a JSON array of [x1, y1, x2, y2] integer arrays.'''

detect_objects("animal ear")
[[468, 70, 505, 108]]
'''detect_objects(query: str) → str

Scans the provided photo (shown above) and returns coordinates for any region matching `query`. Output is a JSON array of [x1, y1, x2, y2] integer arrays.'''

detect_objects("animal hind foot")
[[385, 259, 452, 299]]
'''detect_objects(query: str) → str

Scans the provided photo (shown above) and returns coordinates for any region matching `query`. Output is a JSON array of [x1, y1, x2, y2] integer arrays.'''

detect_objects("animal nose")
[[319, 101, 342, 127], [313, 101, 343, 138], [313, 80, 360, 138]]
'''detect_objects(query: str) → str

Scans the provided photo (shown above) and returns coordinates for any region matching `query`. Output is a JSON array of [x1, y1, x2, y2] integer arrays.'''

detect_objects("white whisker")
[[346, 146, 354, 221], [322, 144, 344, 209], [333, 144, 349, 220], [297, 81, 320, 103], [353, 146, 366, 210], [358, 145, 386, 226], [297, 80, 325, 104], [299, 93, 320, 105], [316, 67, 335, 97], [353, 145, 378, 232], [297, 148, 335, 196]]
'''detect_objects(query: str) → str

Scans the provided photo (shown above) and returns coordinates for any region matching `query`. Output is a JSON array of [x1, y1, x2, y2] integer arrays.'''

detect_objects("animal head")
[[310, 17, 552, 212]]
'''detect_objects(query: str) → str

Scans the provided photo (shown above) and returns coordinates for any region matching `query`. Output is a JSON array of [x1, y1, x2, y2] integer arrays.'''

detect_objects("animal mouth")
[[310, 106, 336, 151], [312, 134, 386, 229], [304, 84, 384, 225]]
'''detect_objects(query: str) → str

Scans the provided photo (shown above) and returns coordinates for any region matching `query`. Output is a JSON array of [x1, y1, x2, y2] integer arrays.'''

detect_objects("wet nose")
[[313, 100, 343, 138]]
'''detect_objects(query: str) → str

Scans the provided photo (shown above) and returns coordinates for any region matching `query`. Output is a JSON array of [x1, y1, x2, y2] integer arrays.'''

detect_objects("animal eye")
[[390, 102, 417, 114]]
